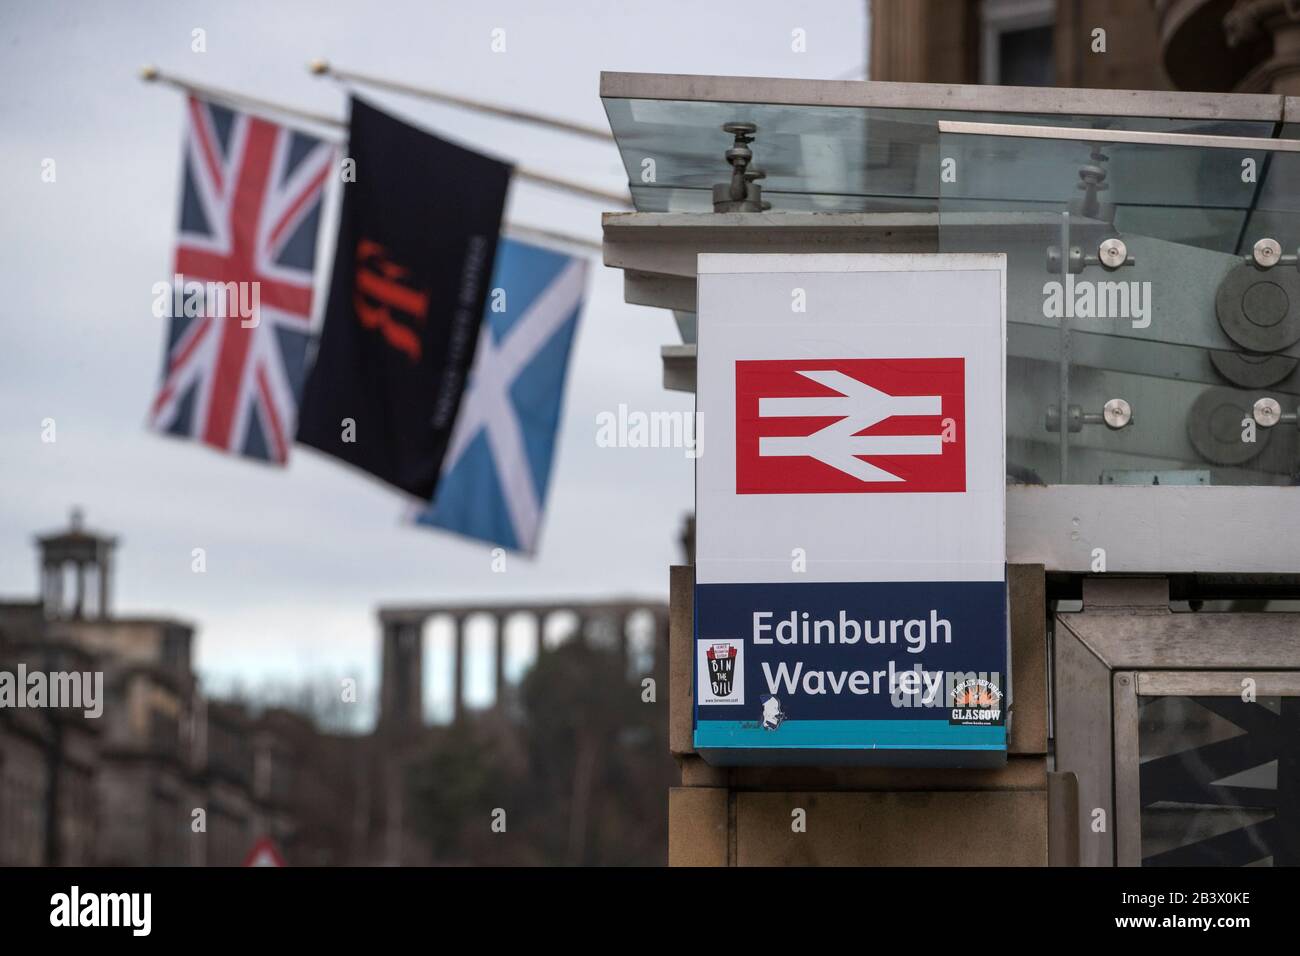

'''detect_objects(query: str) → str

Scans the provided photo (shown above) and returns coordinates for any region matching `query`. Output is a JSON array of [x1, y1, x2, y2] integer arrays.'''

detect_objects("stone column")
[[536, 611, 549, 658], [41, 562, 57, 616], [651, 608, 670, 673], [74, 560, 85, 619], [493, 613, 508, 707], [616, 612, 631, 678], [379, 618, 423, 734], [98, 544, 112, 619], [1223, 2, 1300, 94], [869, 0, 977, 84], [452, 615, 466, 724]]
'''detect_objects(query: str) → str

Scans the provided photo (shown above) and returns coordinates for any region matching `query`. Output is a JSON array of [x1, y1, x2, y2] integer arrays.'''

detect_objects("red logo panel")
[[735, 358, 965, 494]]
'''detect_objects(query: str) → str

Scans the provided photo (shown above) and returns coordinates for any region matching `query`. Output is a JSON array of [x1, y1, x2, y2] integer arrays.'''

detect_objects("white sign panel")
[[694, 253, 1007, 765]]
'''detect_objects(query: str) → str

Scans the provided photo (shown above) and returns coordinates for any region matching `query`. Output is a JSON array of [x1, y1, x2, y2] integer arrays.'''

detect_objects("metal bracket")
[[1243, 237, 1300, 269], [1253, 396, 1299, 429], [1069, 145, 1115, 222], [1046, 398, 1133, 433], [1046, 236, 1135, 275], [712, 122, 771, 213]]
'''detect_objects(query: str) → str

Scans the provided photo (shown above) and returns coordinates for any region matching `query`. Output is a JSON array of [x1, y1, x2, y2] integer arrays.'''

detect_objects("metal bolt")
[[1098, 237, 1128, 269], [1102, 398, 1132, 429], [1253, 237, 1282, 268], [1253, 396, 1282, 427], [1046, 245, 1085, 275]]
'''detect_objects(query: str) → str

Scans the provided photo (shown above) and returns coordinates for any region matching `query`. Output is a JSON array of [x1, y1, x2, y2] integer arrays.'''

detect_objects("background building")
[[871, 0, 1300, 95], [0, 512, 671, 865]]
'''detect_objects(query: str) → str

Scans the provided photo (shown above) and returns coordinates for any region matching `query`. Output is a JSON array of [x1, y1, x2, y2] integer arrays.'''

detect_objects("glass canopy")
[[600, 75, 1300, 488], [600, 74, 1289, 216], [939, 123, 1300, 486]]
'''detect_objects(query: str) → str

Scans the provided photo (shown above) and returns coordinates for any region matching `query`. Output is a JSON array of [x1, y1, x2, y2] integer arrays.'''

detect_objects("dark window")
[[998, 25, 1054, 87]]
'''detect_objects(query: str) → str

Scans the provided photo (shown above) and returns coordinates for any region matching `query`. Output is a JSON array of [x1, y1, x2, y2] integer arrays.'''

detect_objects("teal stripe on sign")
[[694, 720, 1006, 750]]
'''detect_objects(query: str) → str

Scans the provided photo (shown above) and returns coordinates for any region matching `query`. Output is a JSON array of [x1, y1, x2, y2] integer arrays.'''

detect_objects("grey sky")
[[0, 0, 866, 715]]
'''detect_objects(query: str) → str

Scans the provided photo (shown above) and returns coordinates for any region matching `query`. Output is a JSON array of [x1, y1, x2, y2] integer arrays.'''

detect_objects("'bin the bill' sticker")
[[698, 640, 744, 705]]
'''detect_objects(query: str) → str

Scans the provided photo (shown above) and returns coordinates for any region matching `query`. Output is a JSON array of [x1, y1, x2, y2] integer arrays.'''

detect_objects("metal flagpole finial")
[[140, 64, 160, 82], [307, 59, 330, 76]]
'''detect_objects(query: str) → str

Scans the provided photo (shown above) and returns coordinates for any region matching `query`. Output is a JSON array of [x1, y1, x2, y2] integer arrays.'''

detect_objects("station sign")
[[694, 254, 1008, 766]]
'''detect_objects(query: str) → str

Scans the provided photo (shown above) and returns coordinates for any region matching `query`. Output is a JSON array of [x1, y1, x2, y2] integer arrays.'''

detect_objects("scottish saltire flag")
[[149, 97, 332, 464], [416, 238, 588, 553]]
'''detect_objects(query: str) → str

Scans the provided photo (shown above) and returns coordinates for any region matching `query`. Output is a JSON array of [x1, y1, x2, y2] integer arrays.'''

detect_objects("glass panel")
[[940, 127, 1300, 485], [600, 95, 1275, 213], [1137, 696, 1299, 867]]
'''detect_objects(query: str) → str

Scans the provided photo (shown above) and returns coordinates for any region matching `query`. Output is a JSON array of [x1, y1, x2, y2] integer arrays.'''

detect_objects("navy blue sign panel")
[[694, 580, 1007, 765], [694, 254, 1008, 767]]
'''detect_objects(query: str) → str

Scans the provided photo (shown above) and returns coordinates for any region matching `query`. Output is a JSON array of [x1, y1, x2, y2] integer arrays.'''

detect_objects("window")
[[981, 0, 1055, 87]]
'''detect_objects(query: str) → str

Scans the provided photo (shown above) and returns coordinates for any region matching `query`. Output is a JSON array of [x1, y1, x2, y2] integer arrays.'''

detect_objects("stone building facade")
[[0, 510, 670, 866], [871, 0, 1300, 96], [0, 511, 361, 866]]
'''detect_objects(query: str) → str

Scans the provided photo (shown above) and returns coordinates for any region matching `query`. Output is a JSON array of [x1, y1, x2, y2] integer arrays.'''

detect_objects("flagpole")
[[140, 65, 343, 129], [139, 66, 632, 209], [504, 223, 601, 253], [308, 60, 615, 144]]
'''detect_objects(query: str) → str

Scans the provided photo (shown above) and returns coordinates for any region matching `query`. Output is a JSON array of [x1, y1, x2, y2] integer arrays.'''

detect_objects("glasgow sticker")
[[948, 677, 1004, 726]]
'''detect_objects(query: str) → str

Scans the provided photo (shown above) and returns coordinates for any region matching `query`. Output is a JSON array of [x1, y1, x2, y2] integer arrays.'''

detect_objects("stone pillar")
[[41, 562, 58, 617], [494, 613, 507, 707], [651, 608, 670, 673], [618, 612, 632, 678], [1262, 15, 1300, 94], [1224, 2, 1300, 94], [379, 618, 423, 734], [452, 615, 465, 724], [98, 544, 112, 619], [666, 565, 1051, 866], [74, 560, 85, 619], [81, 565, 95, 618], [869, 0, 978, 84], [536, 611, 547, 659]]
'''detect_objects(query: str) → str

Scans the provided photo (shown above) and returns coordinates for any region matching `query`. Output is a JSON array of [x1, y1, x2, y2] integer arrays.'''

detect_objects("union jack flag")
[[149, 97, 333, 464]]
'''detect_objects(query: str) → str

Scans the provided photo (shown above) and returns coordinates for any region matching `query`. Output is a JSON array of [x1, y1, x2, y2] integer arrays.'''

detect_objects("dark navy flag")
[[416, 238, 588, 554], [296, 97, 512, 498]]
